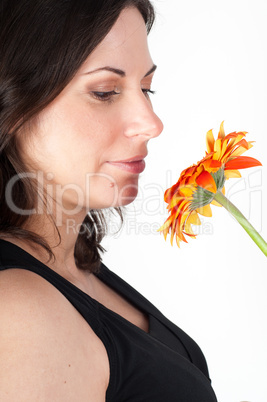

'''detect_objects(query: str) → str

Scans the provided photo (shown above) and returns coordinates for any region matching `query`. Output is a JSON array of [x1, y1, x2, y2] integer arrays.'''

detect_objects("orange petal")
[[213, 139, 222, 160], [183, 222, 197, 236], [224, 170, 241, 179], [222, 138, 251, 161], [196, 204, 212, 217], [179, 184, 195, 198], [158, 216, 173, 233], [182, 166, 196, 177], [206, 129, 215, 153], [196, 170, 217, 193], [186, 210, 201, 226], [169, 194, 184, 209], [218, 121, 225, 139], [225, 156, 262, 170], [220, 138, 228, 159], [224, 132, 246, 142], [202, 158, 222, 172]]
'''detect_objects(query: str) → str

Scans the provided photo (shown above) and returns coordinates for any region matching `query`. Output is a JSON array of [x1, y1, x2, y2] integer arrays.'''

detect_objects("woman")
[[0, 0, 217, 400]]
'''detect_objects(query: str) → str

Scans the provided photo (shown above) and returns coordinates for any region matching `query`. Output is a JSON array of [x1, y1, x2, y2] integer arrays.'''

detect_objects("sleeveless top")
[[0, 239, 217, 401]]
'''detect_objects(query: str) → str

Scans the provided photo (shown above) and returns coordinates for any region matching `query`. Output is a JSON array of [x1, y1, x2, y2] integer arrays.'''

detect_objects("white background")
[[103, 1, 267, 401]]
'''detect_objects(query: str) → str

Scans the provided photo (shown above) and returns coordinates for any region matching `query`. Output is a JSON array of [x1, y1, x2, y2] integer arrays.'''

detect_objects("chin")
[[87, 189, 138, 209], [87, 175, 140, 209], [116, 181, 139, 207], [118, 193, 138, 207]]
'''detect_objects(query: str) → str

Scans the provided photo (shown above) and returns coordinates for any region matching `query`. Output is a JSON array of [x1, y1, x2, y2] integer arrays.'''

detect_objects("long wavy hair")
[[0, 0, 155, 273]]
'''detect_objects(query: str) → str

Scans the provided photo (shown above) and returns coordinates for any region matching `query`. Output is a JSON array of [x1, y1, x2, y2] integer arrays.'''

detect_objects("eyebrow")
[[144, 64, 157, 77], [84, 64, 157, 78]]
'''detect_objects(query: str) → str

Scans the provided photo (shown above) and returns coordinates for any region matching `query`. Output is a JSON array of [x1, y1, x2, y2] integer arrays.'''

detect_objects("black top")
[[0, 239, 217, 401]]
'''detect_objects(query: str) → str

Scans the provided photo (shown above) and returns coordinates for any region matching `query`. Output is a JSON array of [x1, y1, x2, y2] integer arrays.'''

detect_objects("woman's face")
[[20, 7, 163, 212]]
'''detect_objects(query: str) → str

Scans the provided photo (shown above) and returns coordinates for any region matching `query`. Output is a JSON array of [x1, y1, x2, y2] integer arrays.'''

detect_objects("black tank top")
[[0, 239, 217, 401]]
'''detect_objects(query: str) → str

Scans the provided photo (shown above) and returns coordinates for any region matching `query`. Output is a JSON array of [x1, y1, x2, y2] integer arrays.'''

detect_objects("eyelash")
[[90, 88, 155, 102], [142, 89, 156, 98]]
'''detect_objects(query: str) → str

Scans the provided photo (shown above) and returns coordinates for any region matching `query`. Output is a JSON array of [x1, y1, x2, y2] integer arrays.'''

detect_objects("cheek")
[[65, 105, 119, 152], [43, 106, 115, 167]]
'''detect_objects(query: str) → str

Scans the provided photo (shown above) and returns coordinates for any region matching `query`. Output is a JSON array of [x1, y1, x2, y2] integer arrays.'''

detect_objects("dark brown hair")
[[0, 0, 155, 273]]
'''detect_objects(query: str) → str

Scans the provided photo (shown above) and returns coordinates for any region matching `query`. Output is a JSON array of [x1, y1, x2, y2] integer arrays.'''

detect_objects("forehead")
[[79, 7, 153, 74]]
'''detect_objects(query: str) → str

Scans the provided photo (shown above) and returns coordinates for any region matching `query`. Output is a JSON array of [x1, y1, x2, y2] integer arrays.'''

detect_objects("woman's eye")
[[142, 88, 155, 98], [90, 90, 120, 102], [89, 88, 155, 102]]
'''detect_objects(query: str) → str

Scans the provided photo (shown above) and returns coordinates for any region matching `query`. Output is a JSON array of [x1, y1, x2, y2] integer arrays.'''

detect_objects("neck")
[[8, 208, 90, 279]]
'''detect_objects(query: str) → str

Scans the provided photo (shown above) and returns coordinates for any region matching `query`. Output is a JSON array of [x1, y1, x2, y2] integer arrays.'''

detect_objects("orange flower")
[[159, 122, 262, 246]]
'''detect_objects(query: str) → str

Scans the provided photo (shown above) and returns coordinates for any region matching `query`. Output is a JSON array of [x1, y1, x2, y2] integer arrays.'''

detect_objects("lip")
[[107, 155, 147, 174]]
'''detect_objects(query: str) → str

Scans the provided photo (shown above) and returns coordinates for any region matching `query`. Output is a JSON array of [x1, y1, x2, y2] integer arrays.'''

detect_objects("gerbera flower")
[[159, 122, 266, 254]]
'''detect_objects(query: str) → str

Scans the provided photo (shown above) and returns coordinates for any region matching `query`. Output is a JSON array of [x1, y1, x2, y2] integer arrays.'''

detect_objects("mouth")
[[107, 155, 147, 174]]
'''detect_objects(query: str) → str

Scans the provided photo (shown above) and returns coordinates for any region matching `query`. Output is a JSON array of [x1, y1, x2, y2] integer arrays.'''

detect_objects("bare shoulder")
[[0, 268, 109, 401]]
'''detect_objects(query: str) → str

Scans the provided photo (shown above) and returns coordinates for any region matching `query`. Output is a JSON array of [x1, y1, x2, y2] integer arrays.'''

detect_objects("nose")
[[123, 93, 164, 139]]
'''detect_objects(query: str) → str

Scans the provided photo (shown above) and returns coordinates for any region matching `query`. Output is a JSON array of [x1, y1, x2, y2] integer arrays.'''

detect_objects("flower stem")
[[213, 190, 267, 257]]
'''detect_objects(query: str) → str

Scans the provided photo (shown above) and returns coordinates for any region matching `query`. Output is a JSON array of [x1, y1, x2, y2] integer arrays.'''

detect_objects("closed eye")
[[142, 88, 156, 98], [90, 88, 155, 103], [90, 90, 120, 102]]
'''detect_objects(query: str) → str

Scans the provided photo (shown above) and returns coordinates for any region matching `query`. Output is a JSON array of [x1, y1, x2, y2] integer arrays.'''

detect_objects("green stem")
[[213, 190, 267, 257]]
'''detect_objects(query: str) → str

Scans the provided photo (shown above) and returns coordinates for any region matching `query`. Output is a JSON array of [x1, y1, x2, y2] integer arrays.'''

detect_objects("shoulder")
[[0, 268, 59, 325], [0, 268, 109, 401], [0, 267, 67, 329]]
